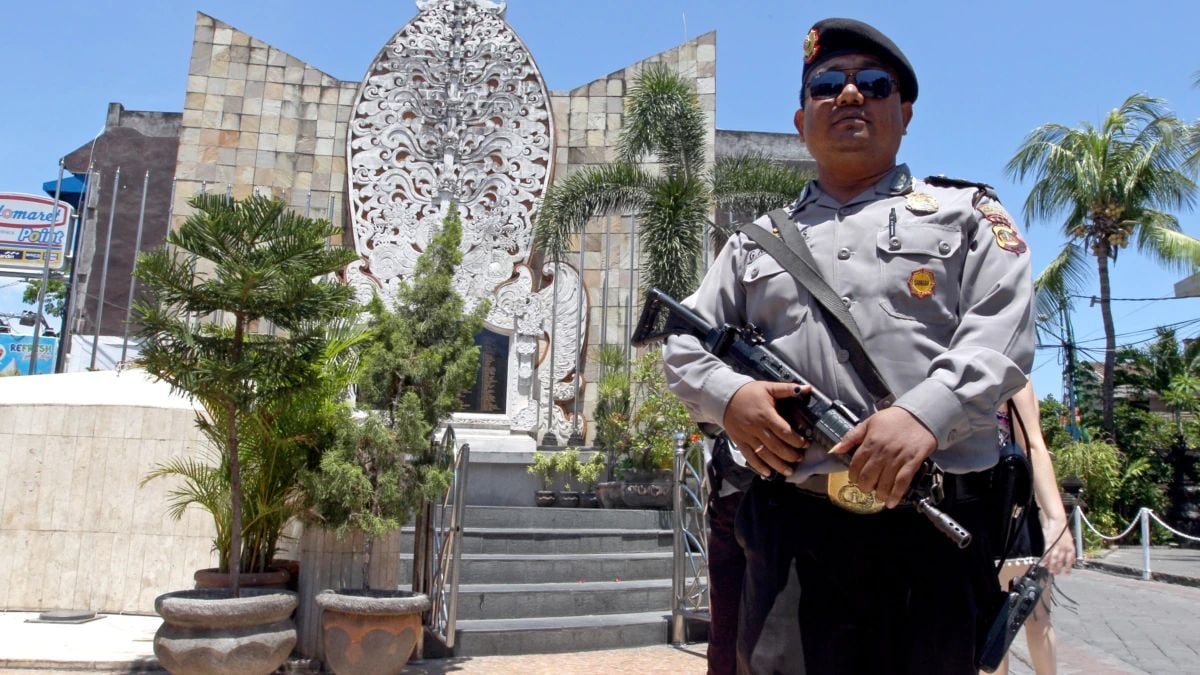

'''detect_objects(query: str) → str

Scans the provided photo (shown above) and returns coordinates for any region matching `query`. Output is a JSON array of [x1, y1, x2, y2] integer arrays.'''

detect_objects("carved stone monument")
[[159, 1, 806, 503], [344, 0, 584, 451]]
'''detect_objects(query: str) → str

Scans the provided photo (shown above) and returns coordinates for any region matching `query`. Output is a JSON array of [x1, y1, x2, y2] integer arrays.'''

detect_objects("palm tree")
[[1008, 94, 1200, 439], [1190, 71, 1200, 172], [534, 63, 810, 300]]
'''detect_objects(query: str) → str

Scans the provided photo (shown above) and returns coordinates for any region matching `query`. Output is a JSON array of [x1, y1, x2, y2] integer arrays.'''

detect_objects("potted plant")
[[577, 451, 607, 508], [135, 194, 360, 674], [592, 345, 631, 508], [309, 203, 485, 674], [528, 450, 558, 507], [554, 447, 583, 508], [310, 415, 438, 675], [619, 351, 692, 509]]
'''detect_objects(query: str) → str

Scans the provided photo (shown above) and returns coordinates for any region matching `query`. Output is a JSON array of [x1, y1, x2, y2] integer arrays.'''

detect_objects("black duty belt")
[[789, 469, 990, 506]]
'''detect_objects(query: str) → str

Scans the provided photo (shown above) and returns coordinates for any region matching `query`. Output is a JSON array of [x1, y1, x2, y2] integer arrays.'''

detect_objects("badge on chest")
[[905, 192, 939, 215], [908, 267, 936, 299]]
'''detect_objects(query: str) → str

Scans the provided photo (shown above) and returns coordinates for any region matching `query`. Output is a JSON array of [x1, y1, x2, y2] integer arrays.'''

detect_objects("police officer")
[[704, 437, 751, 675], [662, 17, 1034, 674]]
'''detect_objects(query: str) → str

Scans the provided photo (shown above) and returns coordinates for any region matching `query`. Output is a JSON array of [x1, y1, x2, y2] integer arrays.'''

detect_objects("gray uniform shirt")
[[663, 164, 1034, 483]]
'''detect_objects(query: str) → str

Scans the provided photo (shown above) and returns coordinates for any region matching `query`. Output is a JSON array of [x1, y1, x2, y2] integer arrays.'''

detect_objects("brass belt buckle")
[[826, 470, 885, 514]]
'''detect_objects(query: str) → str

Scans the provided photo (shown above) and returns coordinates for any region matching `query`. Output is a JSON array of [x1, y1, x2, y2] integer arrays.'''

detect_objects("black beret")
[[802, 18, 918, 104]]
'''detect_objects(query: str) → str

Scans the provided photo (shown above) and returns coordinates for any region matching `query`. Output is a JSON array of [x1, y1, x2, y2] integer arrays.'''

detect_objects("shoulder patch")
[[972, 201, 1027, 254], [923, 174, 1001, 203]]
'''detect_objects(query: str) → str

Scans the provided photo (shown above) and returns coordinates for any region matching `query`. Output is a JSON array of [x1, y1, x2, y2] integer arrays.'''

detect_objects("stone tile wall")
[[173, 13, 356, 243], [0, 404, 215, 613]]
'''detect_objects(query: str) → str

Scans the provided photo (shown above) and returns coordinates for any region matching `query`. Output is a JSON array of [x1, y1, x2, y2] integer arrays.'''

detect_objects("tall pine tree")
[[313, 204, 488, 586], [135, 194, 360, 594]]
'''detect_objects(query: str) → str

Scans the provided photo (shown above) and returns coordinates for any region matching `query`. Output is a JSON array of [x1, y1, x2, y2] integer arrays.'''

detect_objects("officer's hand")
[[829, 407, 936, 508], [723, 381, 809, 478]]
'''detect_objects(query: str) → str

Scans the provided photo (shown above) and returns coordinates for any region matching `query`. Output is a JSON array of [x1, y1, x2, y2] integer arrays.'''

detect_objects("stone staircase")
[[402, 505, 677, 656]]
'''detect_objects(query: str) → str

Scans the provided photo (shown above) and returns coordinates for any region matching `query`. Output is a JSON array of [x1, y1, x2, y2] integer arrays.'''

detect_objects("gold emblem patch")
[[992, 223, 1028, 254], [908, 268, 936, 299], [978, 203, 1007, 219], [827, 471, 884, 514], [803, 29, 820, 64], [905, 192, 939, 215]]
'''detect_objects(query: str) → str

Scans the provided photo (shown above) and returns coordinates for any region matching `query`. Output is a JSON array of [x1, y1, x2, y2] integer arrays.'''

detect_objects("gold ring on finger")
[[753, 445, 765, 454]]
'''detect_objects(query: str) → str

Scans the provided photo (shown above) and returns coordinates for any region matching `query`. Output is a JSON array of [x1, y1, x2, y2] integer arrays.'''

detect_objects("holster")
[[711, 435, 758, 493]]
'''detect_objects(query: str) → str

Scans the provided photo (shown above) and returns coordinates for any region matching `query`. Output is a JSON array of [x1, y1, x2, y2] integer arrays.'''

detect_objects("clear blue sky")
[[2, 0, 1199, 402]]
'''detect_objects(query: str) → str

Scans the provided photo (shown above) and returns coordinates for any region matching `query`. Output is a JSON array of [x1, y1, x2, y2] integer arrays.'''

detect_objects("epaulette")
[[923, 175, 1000, 203]]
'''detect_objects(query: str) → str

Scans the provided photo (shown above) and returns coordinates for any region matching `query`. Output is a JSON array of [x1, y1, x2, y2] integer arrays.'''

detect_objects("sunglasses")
[[804, 68, 898, 102]]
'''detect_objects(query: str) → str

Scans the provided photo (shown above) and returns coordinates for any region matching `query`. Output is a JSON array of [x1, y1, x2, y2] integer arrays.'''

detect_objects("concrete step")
[[455, 579, 676, 620], [460, 528, 674, 555], [442, 505, 673, 530], [398, 551, 674, 585], [452, 611, 670, 656], [398, 505, 686, 656], [402, 527, 674, 555]]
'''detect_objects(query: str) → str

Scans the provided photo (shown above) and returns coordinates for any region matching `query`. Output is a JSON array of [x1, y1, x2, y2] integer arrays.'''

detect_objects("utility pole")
[[1058, 296, 1086, 441]]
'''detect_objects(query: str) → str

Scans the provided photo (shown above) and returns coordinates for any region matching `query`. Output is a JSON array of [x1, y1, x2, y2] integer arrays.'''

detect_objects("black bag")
[[989, 401, 1034, 564]]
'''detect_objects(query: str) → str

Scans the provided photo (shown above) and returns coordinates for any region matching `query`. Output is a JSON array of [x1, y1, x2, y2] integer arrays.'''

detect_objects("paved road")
[[400, 568, 1200, 675], [4, 566, 1198, 674], [1006, 568, 1200, 674]]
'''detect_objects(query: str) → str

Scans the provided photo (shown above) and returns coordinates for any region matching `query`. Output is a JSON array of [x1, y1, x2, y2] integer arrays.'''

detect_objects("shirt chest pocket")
[[741, 253, 811, 340], [875, 223, 962, 326]]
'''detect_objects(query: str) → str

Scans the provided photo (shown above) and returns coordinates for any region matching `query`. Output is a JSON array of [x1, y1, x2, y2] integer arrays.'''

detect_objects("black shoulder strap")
[[923, 174, 1001, 203], [996, 399, 1035, 572], [738, 210, 895, 409]]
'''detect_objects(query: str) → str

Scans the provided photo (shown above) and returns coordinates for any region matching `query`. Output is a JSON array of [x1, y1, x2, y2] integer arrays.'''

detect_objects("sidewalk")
[[1084, 545, 1200, 587], [0, 611, 706, 674], [2, 546, 1196, 674], [0, 612, 160, 673]]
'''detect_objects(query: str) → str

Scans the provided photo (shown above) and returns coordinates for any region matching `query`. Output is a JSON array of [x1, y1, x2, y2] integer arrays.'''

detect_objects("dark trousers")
[[734, 479, 1003, 675], [707, 490, 746, 675]]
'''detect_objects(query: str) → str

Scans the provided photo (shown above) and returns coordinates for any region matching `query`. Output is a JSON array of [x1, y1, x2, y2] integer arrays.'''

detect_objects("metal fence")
[[412, 426, 470, 651], [1072, 505, 1200, 581], [671, 432, 711, 643]]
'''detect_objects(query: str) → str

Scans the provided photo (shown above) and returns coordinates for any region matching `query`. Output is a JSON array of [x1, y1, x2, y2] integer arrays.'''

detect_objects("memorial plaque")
[[462, 329, 509, 414]]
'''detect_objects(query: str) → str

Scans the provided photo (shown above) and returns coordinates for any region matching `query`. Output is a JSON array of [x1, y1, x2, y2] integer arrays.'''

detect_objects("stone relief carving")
[[347, 0, 584, 442]]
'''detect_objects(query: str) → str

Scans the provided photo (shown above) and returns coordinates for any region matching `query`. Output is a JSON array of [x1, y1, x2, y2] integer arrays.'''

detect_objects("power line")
[[1071, 317, 1200, 346], [1068, 293, 1200, 302], [1034, 330, 1196, 357]]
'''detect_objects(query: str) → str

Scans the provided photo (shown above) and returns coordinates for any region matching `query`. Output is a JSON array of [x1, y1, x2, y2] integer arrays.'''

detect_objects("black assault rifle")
[[632, 287, 971, 548]]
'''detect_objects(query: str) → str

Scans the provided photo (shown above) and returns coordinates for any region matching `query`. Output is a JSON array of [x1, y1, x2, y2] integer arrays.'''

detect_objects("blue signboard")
[[0, 334, 58, 376]]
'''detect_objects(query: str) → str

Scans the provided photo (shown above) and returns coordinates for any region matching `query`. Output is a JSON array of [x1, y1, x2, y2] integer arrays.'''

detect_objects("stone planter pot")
[[558, 490, 581, 508], [621, 470, 674, 509], [271, 558, 301, 592], [579, 491, 600, 508], [193, 567, 291, 590], [154, 588, 298, 675], [316, 589, 431, 675], [595, 481, 625, 509], [535, 489, 557, 507]]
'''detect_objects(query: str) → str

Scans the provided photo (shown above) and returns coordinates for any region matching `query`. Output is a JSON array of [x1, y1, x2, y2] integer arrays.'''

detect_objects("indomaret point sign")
[[0, 192, 72, 273]]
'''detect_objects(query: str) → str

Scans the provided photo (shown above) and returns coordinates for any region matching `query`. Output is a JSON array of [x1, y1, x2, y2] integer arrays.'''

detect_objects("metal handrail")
[[415, 426, 470, 651], [671, 432, 711, 643]]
